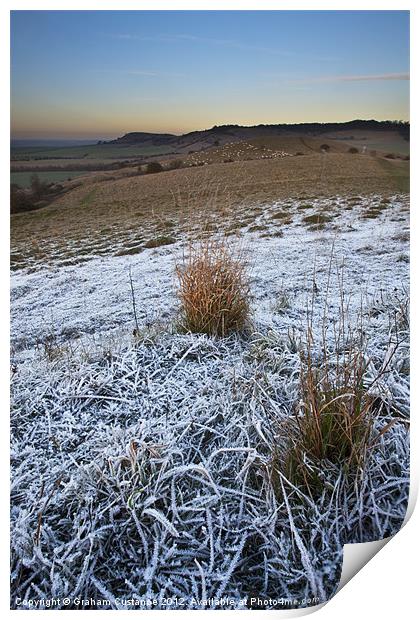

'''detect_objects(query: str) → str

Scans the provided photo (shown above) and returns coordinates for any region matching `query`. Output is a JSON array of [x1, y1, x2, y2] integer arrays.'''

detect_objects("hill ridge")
[[107, 119, 409, 147]]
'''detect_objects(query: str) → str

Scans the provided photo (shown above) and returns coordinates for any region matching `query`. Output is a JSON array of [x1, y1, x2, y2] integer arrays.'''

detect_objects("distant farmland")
[[10, 170, 91, 188], [11, 143, 175, 161]]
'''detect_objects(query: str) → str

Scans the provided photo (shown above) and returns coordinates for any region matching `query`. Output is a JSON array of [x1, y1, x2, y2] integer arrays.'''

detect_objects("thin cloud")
[[168, 33, 293, 55], [123, 70, 159, 77], [111, 34, 137, 40], [296, 72, 409, 83], [91, 68, 186, 78], [109, 32, 294, 56], [124, 70, 186, 78]]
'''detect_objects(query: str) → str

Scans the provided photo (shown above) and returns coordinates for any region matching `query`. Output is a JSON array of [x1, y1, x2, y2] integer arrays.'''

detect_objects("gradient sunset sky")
[[11, 10, 409, 139]]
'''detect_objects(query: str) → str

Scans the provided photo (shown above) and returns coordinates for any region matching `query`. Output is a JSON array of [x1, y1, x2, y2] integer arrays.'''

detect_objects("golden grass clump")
[[176, 238, 250, 337], [272, 312, 378, 495], [285, 345, 373, 492]]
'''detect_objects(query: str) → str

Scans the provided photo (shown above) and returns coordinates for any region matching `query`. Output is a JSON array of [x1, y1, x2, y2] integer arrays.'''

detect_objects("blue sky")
[[11, 10, 409, 138]]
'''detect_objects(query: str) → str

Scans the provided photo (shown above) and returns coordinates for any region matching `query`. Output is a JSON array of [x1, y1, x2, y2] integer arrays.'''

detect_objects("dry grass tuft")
[[302, 213, 332, 225], [272, 276, 382, 495], [282, 336, 373, 492], [175, 237, 250, 337], [270, 341, 375, 497], [144, 235, 176, 248]]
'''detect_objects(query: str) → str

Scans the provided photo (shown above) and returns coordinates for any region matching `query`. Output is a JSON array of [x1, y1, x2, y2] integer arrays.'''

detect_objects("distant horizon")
[[10, 117, 410, 144], [11, 10, 409, 140]]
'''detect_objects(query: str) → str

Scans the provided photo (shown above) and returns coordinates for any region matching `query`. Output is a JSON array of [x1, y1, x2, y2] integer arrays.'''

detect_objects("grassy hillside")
[[321, 129, 410, 155], [11, 151, 409, 271]]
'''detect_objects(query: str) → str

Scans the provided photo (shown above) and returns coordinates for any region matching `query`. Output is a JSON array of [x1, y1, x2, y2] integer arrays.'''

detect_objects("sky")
[[10, 10, 410, 139]]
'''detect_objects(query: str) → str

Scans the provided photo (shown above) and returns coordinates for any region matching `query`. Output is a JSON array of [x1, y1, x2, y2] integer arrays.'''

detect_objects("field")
[[11, 170, 92, 188], [322, 130, 410, 155], [11, 143, 176, 161], [10, 146, 410, 609], [10, 142, 180, 191]]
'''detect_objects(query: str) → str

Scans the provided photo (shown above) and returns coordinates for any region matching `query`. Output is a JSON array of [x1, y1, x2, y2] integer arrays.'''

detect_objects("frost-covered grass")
[[11, 194, 409, 360], [10, 194, 409, 609]]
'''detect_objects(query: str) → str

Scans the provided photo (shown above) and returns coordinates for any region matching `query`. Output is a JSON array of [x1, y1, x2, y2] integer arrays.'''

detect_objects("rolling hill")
[[107, 120, 409, 153]]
